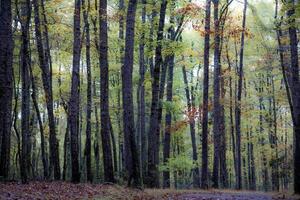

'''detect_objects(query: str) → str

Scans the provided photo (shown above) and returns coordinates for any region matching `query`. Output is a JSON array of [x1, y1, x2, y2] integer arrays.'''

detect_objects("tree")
[[163, 4, 176, 187], [99, 0, 115, 183], [0, 0, 13, 179], [122, 0, 141, 187], [33, 0, 60, 180], [19, 0, 32, 184], [284, 0, 300, 194], [182, 65, 200, 188], [147, 0, 168, 188], [137, 0, 147, 181], [69, 0, 81, 183], [235, 0, 247, 189], [212, 0, 221, 188], [82, 0, 92, 182], [201, 0, 211, 189]]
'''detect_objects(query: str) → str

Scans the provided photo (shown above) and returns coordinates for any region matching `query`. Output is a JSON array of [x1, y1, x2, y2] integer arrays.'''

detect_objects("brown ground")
[[0, 182, 298, 200]]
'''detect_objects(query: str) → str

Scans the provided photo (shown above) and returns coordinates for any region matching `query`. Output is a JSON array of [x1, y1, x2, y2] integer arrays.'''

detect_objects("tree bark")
[[82, 0, 92, 182], [122, 0, 141, 187], [33, 0, 60, 180], [29, 63, 48, 179], [69, 0, 81, 183], [201, 0, 211, 189], [138, 0, 147, 182], [0, 0, 13, 179], [147, 0, 168, 188], [286, 0, 300, 194], [99, 0, 115, 183], [20, 0, 31, 183], [235, 0, 247, 189], [212, 0, 221, 189], [182, 65, 200, 188]]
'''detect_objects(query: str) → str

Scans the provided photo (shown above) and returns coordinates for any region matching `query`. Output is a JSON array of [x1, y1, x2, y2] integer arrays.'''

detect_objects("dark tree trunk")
[[212, 0, 221, 188], [0, 0, 13, 179], [201, 0, 211, 189], [182, 65, 200, 188], [235, 0, 247, 190], [82, 0, 92, 183], [138, 0, 147, 182], [33, 0, 60, 180], [69, 0, 81, 183], [29, 64, 48, 179], [62, 122, 70, 181], [163, 8, 175, 187], [99, 0, 115, 183], [147, 0, 168, 188], [122, 0, 141, 187], [163, 55, 175, 188], [225, 44, 238, 188], [220, 69, 228, 188], [269, 76, 279, 191], [40, 0, 52, 90], [20, 0, 31, 183], [109, 116, 118, 174], [286, 0, 300, 194], [148, 1, 158, 78], [118, 0, 125, 177], [93, 79, 100, 181]]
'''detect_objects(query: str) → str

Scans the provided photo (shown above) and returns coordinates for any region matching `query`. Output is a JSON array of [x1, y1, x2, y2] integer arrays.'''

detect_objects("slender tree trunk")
[[122, 0, 141, 187], [109, 116, 118, 174], [286, 0, 300, 194], [269, 76, 279, 191], [0, 0, 13, 179], [220, 69, 228, 188], [235, 0, 247, 190], [225, 44, 237, 187], [138, 0, 147, 182], [118, 0, 125, 178], [29, 64, 48, 179], [20, 0, 31, 183], [201, 0, 211, 189], [147, 0, 168, 188], [82, 0, 92, 182], [212, 0, 221, 188], [93, 79, 100, 181], [163, 53, 175, 188], [69, 0, 81, 183], [182, 65, 200, 188], [99, 0, 115, 183], [33, 0, 60, 180], [40, 0, 52, 89]]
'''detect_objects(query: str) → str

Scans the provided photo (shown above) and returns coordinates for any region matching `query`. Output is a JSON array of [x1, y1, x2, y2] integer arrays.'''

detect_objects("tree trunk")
[[212, 0, 221, 188], [82, 0, 92, 183], [147, 0, 168, 188], [20, 0, 31, 183], [235, 0, 247, 190], [29, 63, 48, 179], [138, 0, 147, 182], [93, 79, 101, 181], [69, 0, 81, 183], [0, 0, 13, 179], [182, 65, 200, 188], [33, 0, 60, 180], [122, 0, 141, 187], [99, 0, 115, 183], [109, 116, 118, 174], [286, 0, 300, 194], [201, 0, 211, 189]]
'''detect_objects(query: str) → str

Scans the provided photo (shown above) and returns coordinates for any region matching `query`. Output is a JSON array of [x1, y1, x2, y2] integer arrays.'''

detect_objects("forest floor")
[[0, 181, 299, 200]]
